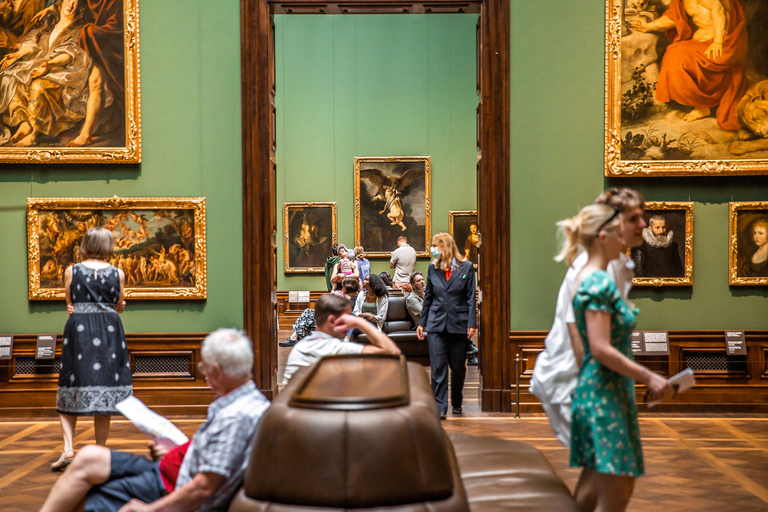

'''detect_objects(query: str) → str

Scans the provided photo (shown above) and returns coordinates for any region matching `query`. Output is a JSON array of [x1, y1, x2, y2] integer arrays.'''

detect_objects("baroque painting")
[[449, 210, 478, 267], [354, 156, 431, 258], [729, 202, 768, 285], [283, 202, 337, 273], [629, 201, 693, 286], [606, 0, 768, 176], [28, 196, 206, 299], [0, 0, 140, 163]]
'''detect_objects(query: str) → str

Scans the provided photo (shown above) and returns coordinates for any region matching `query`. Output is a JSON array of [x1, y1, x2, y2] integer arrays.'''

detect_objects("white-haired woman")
[[558, 204, 672, 512]]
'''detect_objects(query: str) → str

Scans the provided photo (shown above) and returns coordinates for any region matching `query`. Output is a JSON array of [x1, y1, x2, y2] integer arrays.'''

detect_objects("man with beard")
[[0, 0, 44, 57], [631, 215, 684, 277]]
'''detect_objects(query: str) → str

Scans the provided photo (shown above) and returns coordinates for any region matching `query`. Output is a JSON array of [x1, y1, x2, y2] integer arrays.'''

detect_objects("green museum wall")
[[0, 0, 244, 334], [510, 1, 768, 330], [275, 14, 478, 290]]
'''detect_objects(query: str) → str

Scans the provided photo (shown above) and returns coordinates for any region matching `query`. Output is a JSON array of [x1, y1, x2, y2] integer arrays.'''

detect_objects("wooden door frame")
[[240, 0, 511, 411]]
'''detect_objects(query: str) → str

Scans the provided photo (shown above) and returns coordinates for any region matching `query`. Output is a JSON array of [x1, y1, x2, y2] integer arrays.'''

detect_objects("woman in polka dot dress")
[[556, 204, 673, 512], [53, 228, 132, 471]]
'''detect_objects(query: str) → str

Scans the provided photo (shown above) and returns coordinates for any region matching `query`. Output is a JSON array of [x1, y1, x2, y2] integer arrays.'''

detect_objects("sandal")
[[51, 450, 75, 472]]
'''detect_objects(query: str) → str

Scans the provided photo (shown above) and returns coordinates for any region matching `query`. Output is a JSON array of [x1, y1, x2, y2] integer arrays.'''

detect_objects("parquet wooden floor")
[[1, 341, 766, 511]]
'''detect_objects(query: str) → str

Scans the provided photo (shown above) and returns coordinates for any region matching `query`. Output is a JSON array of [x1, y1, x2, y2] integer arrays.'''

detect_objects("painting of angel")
[[606, 0, 768, 176], [354, 156, 431, 257], [28, 197, 206, 300], [0, 0, 140, 163], [283, 202, 337, 273]]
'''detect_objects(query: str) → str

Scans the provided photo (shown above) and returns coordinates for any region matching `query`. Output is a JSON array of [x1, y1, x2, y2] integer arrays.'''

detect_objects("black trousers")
[[427, 331, 468, 413]]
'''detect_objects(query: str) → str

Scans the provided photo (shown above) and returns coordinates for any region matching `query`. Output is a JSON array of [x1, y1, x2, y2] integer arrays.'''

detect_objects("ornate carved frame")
[[242, 0, 510, 410], [729, 201, 768, 286], [354, 156, 431, 258], [27, 196, 206, 299], [283, 201, 337, 273], [630, 201, 694, 287], [0, 0, 141, 164], [604, 0, 766, 177]]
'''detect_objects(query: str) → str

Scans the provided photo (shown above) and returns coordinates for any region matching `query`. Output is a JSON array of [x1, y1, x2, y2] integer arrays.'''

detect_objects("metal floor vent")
[[16, 357, 61, 375], [133, 355, 190, 374]]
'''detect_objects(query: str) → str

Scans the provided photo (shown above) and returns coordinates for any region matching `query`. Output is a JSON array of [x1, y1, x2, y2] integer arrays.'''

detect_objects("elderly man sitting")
[[39, 328, 270, 512]]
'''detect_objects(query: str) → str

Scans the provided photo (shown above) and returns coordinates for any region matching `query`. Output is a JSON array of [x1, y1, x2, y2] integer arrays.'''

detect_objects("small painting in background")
[[449, 211, 478, 267], [283, 202, 337, 273], [730, 202, 768, 285]]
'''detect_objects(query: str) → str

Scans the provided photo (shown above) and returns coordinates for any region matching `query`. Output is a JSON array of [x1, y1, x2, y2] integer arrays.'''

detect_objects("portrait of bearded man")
[[631, 214, 685, 277]]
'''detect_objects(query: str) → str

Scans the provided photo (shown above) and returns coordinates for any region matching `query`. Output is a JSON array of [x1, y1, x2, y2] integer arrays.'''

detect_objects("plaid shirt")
[[175, 380, 269, 511]]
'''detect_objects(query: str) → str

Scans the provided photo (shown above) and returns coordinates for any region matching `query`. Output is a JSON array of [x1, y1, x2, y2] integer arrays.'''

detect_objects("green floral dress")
[[570, 270, 643, 476]]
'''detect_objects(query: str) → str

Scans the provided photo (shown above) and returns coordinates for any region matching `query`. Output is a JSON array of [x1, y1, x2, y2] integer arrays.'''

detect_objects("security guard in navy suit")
[[417, 233, 476, 419]]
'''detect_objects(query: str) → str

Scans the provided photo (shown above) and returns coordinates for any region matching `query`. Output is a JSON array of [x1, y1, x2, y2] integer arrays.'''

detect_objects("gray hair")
[[201, 328, 254, 380], [648, 215, 666, 226]]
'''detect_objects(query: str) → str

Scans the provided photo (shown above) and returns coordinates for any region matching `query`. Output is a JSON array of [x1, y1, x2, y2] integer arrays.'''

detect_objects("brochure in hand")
[[646, 368, 696, 408], [116, 396, 189, 449]]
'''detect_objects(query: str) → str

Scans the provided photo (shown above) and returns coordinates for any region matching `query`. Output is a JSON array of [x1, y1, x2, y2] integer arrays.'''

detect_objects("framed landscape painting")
[[28, 196, 206, 300], [354, 156, 431, 258], [0, 0, 140, 163], [283, 202, 337, 273], [605, 0, 768, 176], [629, 201, 693, 286], [449, 210, 478, 267], [729, 202, 768, 285]]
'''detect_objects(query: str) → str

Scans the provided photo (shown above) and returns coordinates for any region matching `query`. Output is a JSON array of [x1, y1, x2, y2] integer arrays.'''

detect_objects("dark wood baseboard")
[[509, 330, 768, 413]]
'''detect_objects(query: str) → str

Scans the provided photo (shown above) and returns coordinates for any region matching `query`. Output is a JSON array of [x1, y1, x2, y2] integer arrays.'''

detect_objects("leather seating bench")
[[353, 294, 430, 365], [229, 355, 578, 512]]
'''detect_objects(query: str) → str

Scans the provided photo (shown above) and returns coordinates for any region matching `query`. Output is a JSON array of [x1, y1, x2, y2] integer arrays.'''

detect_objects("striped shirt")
[[175, 381, 269, 511]]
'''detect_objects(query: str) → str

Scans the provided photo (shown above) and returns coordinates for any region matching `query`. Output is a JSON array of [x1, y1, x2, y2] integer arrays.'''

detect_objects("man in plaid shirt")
[[39, 328, 270, 512]]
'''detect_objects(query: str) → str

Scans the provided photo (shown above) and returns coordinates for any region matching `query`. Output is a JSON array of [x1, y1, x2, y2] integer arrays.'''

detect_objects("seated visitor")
[[352, 273, 389, 332], [38, 328, 270, 512], [379, 271, 394, 289], [282, 294, 401, 384], [406, 271, 425, 326]]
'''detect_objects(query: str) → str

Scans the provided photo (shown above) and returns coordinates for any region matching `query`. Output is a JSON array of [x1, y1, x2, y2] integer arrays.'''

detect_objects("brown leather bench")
[[229, 355, 577, 512], [353, 294, 430, 365]]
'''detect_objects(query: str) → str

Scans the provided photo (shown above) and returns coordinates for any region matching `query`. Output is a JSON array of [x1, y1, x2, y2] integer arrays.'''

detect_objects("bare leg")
[[93, 415, 111, 446], [574, 468, 597, 512], [682, 107, 710, 122], [9, 121, 31, 143], [69, 66, 104, 147], [593, 472, 634, 512], [40, 445, 112, 512], [59, 414, 77, 455], [13, 127, 39, 147]]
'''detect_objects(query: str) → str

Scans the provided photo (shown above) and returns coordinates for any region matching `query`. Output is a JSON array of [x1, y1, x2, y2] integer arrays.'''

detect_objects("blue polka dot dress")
[[570, 270, 643, 477], [57, 263, 132, 415]]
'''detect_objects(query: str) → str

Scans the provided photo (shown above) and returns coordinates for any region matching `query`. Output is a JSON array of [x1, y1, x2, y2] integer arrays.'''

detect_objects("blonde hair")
[[752, 218, 768, 235], [353, 246, 366, 260], [555, 204, 621, 266], [432, 232, 465, 270], [80, 227, 115, 261]]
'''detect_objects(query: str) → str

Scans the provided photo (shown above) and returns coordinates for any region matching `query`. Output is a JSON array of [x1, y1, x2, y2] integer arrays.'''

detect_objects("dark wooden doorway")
[[240, 0, 511, 411]]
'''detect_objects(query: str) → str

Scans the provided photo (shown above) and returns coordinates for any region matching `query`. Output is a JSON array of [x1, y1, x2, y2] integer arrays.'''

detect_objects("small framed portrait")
[[354, 156, 431, 258], [28, 196, 206, 300], [449, 210, 478, 268], [729, 202, 768, 285], [629, 202, 693, 286], [283, 202, 337, 273]]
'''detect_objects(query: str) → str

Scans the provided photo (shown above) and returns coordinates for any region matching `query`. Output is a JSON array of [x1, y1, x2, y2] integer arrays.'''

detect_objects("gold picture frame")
[[283, 202, 337, 273], [449, 210, 478, 268], [0, 0, 141, 163], [354, 156, 431, 258], [629, 201, 693, 287], [729, 202, 768, 286], [605, 0, 768, 177], [28, 196, 206, 300]]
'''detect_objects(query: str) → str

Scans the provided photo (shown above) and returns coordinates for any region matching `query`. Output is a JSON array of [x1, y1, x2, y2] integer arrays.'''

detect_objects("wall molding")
[[508, 330, 768, 413]]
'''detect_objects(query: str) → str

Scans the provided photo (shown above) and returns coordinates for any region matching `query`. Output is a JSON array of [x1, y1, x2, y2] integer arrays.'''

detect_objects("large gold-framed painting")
[[283, 202, 337, 273], [606, 0, 768, 176], [729, 202, 768, 285], [629, 201, 693, 286], [28, 196, 206, 300], [0, 0, 140, 163], [354, 156, 431, 258]]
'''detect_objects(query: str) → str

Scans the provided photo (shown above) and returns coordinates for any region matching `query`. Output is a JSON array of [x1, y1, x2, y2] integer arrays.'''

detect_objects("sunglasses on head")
[[594, 206, 621, 237]]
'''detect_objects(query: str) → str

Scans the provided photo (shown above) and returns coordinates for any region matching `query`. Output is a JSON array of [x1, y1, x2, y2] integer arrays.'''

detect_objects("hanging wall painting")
[[605, 0, 768, 176], [0, 0, 140, 163], [449, 210, 479, 268], [354, 156, 431, 258], [28, 196, 206, 300], [283, 202, 337, 273], [729, 202, 768, 285], [629, 201, 693, 286]]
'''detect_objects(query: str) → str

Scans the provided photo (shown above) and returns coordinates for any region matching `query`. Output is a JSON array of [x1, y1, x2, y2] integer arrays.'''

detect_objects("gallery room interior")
[[0, 0, 767, 510]]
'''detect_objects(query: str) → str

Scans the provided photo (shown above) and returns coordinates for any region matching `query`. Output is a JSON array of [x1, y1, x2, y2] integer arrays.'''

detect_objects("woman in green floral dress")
[[556, 203, 673, 512]]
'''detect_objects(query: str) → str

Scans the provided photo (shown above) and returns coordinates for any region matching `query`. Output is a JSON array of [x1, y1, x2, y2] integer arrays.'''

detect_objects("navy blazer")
[[419, 260, 476, 334]]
